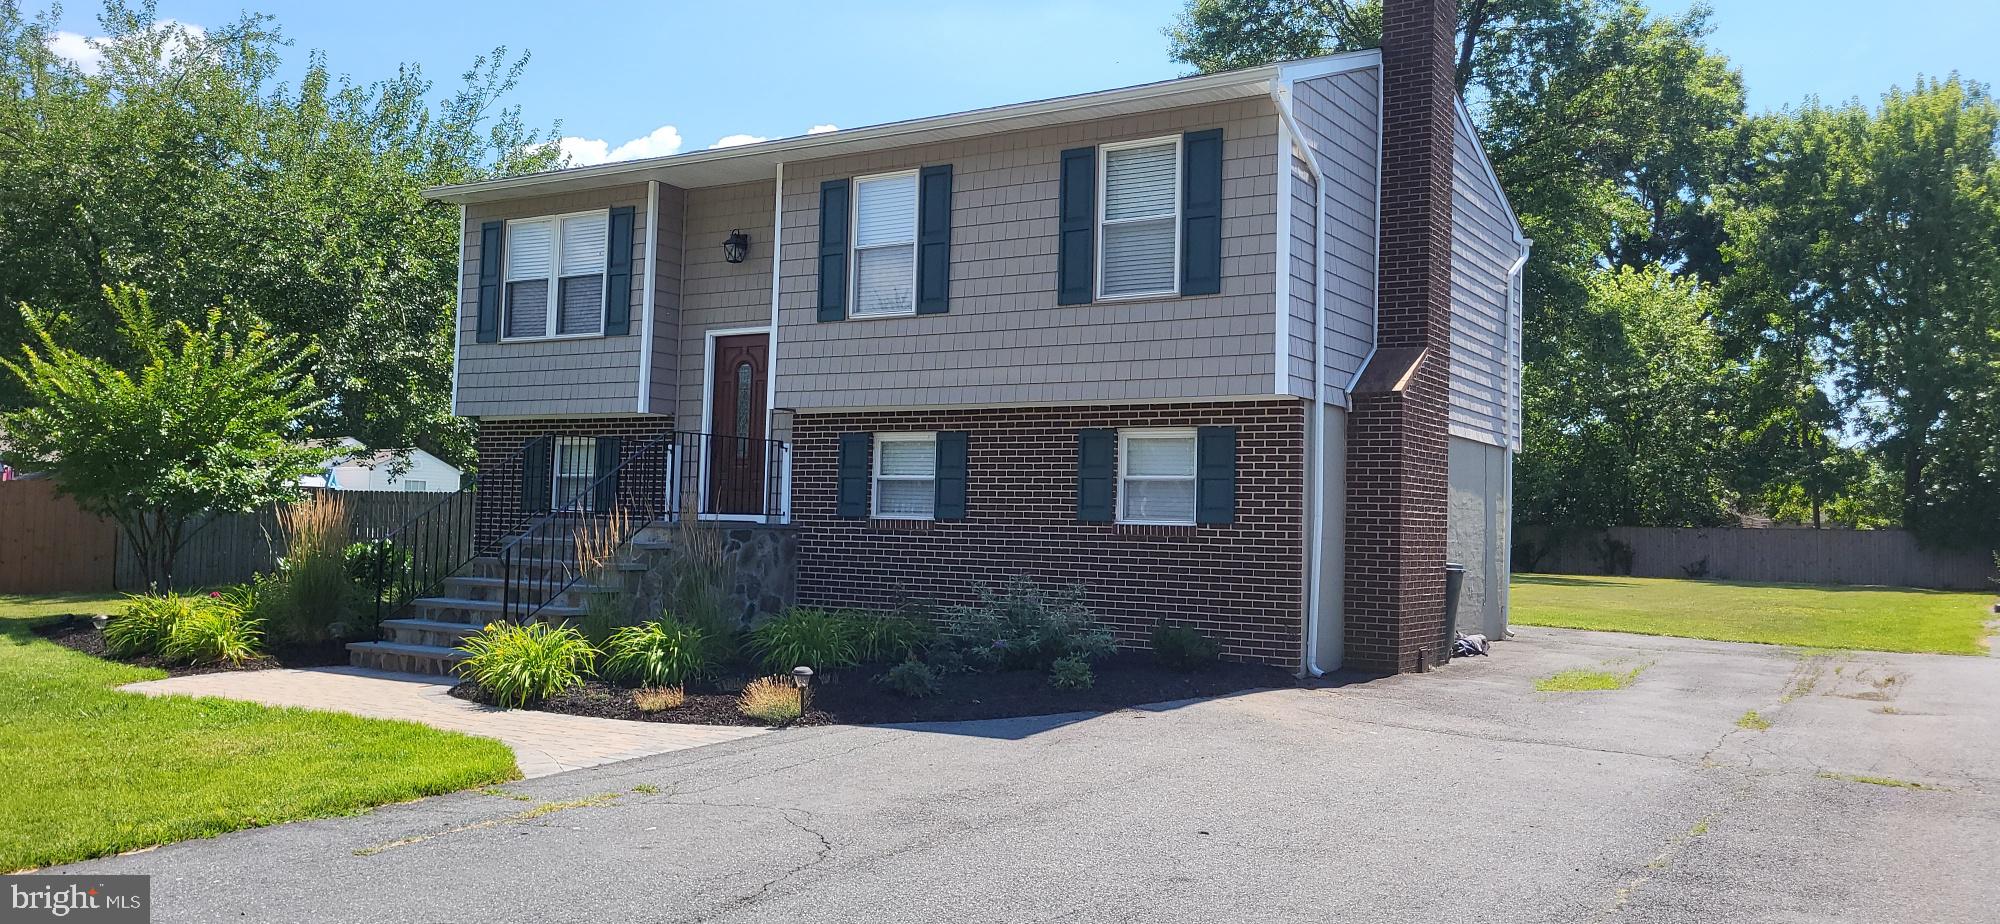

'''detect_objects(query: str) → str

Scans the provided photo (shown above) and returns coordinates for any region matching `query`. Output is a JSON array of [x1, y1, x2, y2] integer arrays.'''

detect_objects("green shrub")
[[875, 658, 941, 699], [748, 607, 858, 673], [850, 611, 934, 663], [344, 539, 412, 600], [738, 676, 803, 725], [104, 592, 201, 658], [161, 600, 263, 665], [573, 592, 638, 649], [601, 618, 715, 688], [1047, 655, 1094, 690], [458, 622, 596, 708], [945, 579, 1113, 671], [1151, 624, 1220, 671], [924, 644, 968, 675]]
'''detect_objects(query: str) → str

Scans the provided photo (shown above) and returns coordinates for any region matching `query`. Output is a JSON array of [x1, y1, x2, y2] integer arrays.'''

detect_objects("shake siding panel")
[[457, 184, 650, 417], [648, 184, 687, 413], [676, 180, 776, 426], [775, 99, 1281, 409], [1448, 116, 1516, 448], [1291, 70, 1379, 401], [1287, 158, 1318, 396]]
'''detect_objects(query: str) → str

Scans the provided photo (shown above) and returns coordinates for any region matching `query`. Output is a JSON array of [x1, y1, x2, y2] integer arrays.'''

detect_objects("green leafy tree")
[[1515, 267, 1737, 529], [0, 286, 332, 586], [1721, 77, 2000, 546], [0, 0, 559, 466]]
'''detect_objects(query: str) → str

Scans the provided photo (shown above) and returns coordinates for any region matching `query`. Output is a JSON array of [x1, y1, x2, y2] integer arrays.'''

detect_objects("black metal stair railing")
[[496, 430, 791, 626], [497, 434, 671, 624], [367, 442, 534, 626]]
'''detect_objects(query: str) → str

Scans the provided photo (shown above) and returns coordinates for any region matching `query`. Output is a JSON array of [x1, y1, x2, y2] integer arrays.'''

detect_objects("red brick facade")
[[473, 415, 676, 549], [790, 400, 1308, 667], [1342, 0, 1457, 673]]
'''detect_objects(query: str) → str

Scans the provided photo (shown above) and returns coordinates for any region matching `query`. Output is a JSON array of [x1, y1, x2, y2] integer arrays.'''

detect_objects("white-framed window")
[[553, 436, 596, 510], [850, 171, 919, 317], [873, 432, 937, 519], [505, 210, 609, 339], [402, 480, 428, 493], [1098, 136, 1181, 300], [1117, 428, 1197, 525]]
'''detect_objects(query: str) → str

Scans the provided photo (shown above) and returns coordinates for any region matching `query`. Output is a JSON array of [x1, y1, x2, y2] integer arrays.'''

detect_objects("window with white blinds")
[[873, 433, 936, 519], [503, 211, 608, 338], [851, 172, 919, 317], [1118, 429, 1197, 524], [1099, 138, 1181, 299]]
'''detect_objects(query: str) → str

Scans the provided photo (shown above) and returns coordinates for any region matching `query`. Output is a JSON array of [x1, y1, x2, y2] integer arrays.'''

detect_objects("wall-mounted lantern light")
[[723, 230, 750, 264]]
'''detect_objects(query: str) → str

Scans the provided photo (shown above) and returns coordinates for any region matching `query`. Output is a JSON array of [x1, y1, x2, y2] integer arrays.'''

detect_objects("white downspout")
[[1274, 83, 1332, 678], [1502, 237, 1530, 638]]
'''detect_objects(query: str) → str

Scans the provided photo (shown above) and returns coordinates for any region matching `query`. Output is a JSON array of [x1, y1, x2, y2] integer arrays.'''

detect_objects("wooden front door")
[[707, 334, 768, 515]]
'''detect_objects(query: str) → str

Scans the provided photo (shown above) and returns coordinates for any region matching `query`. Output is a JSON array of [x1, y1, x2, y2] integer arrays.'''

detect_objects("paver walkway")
[[122, 667, 766, 778]]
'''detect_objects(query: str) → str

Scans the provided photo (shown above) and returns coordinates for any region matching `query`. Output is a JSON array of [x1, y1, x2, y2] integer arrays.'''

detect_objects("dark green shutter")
[[1195, 425, 1237, 524], [476, 220, 503, 343], [604, 206, 635, 335], [1076, 428, 1115, 522], [1181, 129, 1224, 297], [519, 436, 552, 514], [916, 165, 953, 315], [1057, 147, 1097, 305], [817, 179, 850, 322], [592, 436, 622, 511], [836, 432, 871, 518], [934, 431, 968, 520]]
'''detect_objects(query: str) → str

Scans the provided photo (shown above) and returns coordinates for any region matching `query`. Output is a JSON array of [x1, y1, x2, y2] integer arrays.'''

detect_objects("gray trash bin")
[[1442, 562, 1466, 662]]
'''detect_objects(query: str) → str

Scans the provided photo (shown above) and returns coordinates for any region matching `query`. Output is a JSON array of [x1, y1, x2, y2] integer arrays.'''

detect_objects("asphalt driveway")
[[58, 627, 2000, 923]]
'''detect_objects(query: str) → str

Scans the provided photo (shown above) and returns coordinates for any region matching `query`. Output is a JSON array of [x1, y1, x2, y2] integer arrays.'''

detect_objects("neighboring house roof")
[[302, 438, 463, 489], [424, 51, 1388, 203]]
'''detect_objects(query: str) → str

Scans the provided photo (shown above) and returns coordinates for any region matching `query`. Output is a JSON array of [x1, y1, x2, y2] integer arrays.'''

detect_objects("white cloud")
[[553, 124, 685, 166], [47, 31, 104, 74], [708, 133, 769, 150], [807, 124, 839, 135], [46, 20, 205, 75]]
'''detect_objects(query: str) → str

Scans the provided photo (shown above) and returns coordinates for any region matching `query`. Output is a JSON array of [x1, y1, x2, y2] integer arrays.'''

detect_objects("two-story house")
[[372, 0, 1525, 677]]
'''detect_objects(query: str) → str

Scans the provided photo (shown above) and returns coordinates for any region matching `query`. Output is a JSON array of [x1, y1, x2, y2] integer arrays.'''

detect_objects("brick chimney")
[[1342, 0, 1457, 673]]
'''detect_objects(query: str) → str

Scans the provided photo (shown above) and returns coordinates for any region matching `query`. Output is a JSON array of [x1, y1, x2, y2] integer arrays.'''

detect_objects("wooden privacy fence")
[[103, 489, 444, 592], [1518, 526, 1996, 590], [0, 480, 120, 593]]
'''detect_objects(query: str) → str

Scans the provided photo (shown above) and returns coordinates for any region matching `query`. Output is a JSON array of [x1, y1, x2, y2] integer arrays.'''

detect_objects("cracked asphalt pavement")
[[57, 626, 2000, 923]]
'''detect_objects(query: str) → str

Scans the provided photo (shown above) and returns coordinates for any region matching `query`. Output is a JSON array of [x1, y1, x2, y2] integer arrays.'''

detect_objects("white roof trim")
[[427, 50, 1381, 204]]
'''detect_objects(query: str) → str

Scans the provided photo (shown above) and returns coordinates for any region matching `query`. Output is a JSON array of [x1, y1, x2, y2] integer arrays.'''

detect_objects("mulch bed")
[[34, 617, 350, 677], [448, 653, 1299, 728]]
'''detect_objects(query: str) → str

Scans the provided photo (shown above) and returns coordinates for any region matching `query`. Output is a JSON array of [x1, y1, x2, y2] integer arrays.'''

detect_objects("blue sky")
[[47, 1, 2000, 164]]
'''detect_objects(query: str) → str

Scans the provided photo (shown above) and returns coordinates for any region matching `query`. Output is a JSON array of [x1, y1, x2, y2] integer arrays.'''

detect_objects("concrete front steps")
[[346, 557, 616, 677]]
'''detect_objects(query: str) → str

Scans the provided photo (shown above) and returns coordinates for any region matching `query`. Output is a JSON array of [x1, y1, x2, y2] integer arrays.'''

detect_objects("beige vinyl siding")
[[775, 98, 1280, 410], [646, 183, 687, 416], [1290, 69, 1379, 403], [1287, 153, 1318, 396], [457, 184, 649, 418], [676, 180, 776, 426], [1448, 112, 1518, 449]]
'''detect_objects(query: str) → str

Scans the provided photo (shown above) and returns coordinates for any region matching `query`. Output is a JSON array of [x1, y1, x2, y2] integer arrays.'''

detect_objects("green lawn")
[[1512, 573, 1995, 655], [0, 602, 517, 871], [0, 591, 130, 620]]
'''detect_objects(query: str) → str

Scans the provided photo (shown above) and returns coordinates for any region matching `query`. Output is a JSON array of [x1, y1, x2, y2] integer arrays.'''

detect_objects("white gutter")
[[1273, 84, 1332, 679], [636, 180, 660, 414]]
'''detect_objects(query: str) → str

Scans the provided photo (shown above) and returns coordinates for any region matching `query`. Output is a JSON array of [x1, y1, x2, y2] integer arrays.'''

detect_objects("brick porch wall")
[[790, 400, 1308, 667], [472, 415, 676, 549]]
